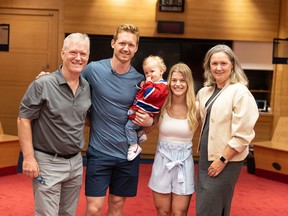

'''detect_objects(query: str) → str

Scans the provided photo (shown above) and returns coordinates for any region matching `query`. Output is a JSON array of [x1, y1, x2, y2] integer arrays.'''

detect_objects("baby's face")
[[143, 60, 163, 82]]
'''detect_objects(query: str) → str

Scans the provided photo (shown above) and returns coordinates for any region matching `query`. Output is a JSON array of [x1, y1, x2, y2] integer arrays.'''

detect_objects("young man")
[[17, 33, 91, 215], [82, 24, 153, 215]]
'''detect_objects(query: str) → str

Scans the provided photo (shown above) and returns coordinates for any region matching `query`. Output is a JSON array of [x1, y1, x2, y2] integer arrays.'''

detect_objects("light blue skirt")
[[148, 140, 195, 195]]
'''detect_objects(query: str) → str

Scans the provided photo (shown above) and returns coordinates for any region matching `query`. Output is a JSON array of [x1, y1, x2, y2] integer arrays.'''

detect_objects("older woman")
[[196, 44, 259, 216]]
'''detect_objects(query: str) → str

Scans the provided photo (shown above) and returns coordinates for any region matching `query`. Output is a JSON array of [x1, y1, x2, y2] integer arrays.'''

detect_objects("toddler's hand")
[[146, 76, 152, 82]]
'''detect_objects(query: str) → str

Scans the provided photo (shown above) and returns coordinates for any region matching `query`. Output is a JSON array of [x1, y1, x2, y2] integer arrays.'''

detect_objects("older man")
[[17, 33, 91, 215]]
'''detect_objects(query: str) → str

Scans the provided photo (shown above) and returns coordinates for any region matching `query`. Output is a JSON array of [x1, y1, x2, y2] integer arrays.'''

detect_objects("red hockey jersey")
[[128, 79, 168, 120]]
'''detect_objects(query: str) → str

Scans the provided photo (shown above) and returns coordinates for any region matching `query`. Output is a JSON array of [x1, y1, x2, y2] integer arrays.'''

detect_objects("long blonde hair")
[[161, 63, 198, 132]]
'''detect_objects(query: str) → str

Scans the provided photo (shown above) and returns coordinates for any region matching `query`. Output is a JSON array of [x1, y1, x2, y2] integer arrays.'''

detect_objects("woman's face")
[[210, 51, 233, 88], [170, 71, 187, 97]]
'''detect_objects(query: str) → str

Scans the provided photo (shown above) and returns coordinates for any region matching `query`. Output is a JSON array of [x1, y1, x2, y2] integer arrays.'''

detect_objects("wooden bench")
[[0, 121, 20, 176], [253, 117, 288, 183]]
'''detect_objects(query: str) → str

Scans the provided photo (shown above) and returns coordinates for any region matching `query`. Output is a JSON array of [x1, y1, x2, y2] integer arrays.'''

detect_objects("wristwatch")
[[219, 155, 229, 164]]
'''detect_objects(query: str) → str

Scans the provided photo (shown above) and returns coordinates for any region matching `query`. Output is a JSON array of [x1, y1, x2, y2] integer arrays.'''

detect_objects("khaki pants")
[[33, 150, 83, 216]]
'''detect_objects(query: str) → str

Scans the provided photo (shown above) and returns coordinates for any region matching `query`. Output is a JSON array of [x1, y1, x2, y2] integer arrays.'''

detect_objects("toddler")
[[125, 55, 168, 160]]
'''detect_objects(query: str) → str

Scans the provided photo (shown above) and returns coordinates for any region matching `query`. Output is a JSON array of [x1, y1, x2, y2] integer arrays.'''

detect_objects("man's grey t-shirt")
[[19, 67, 91, 154]]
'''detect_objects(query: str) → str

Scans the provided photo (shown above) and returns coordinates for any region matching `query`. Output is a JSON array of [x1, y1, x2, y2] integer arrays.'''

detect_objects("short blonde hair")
[[113, 24, 140, 44], [142, 55, 167, 73]]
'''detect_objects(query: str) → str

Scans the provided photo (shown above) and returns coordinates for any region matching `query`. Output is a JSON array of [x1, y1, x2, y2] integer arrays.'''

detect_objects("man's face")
[[111, 32, 138, 64], [61, 40, 89, 75]]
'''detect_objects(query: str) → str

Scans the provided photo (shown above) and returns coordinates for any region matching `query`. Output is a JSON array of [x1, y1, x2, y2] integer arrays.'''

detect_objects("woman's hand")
[[207, 159, 226, 177]]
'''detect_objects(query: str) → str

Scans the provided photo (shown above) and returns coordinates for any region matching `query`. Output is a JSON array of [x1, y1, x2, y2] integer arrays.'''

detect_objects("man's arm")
[[17, 117, 39, 178], [85, 110, 91, 127], [132, 109, 154, 127], [142, 114, 159, 134]]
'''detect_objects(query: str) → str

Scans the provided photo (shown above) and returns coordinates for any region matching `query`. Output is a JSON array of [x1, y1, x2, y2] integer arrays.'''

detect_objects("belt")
[[34, 148, 79, 159]]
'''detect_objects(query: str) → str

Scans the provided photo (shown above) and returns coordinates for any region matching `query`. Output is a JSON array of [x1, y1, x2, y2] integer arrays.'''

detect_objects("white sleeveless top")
[[158, 113, 194, 144]]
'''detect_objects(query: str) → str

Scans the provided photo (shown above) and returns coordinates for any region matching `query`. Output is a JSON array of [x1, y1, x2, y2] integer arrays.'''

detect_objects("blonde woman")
[[148, 63, 198, 216]]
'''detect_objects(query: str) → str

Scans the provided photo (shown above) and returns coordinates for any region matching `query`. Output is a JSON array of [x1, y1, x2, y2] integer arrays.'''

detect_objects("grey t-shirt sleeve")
[[19, 80, 43, 120]]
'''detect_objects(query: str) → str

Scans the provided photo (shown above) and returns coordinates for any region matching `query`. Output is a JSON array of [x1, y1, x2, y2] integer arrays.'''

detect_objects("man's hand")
[[22, 157, 39, 179], [133, 109, 153, 127], [36, 71, 50, 79]]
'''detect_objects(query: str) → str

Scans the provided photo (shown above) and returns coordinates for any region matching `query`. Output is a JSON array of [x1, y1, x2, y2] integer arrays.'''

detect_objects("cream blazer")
[[196, 82, 259, 161]]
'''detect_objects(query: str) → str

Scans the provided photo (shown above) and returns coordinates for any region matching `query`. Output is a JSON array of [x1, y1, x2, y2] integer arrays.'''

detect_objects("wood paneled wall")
[[273, 0, 288, 131], [0, 0, 281, 55], [0, 0, 65, 62], [0, 0, 287, 138], [0, 8, 59, 135], [63, 0, 280, 41]]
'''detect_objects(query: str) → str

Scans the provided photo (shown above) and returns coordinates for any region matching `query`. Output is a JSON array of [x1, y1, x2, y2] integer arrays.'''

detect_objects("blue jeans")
[[125, 119, 141, 145]]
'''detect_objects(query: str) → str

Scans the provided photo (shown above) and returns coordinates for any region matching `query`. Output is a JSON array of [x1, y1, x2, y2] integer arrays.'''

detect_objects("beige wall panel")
[[0, 8, 59, 136], [0, 85, 28, 135], [277, 65, 288, 116], [0, 53, 48, 83], [0, 116, 18, 135], [1, 18, 49, 51], [0, 0, 64, 66], [253, 114, 273, 142], [64, 0, 157, 36], [157, 0, 280, 41], [272, 1, 288, 129], [141, 127, 159, 158], [0, 0, 63, 9], [64, 0, 280, 41], [0, 8, 59, 68], [0, 0, 281, 41], [233, 41, 273, 70], [0, 85, 28, 115]]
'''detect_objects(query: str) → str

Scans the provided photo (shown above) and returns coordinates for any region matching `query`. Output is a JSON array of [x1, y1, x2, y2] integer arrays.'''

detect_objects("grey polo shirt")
[[19, 66, 91, 155]]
